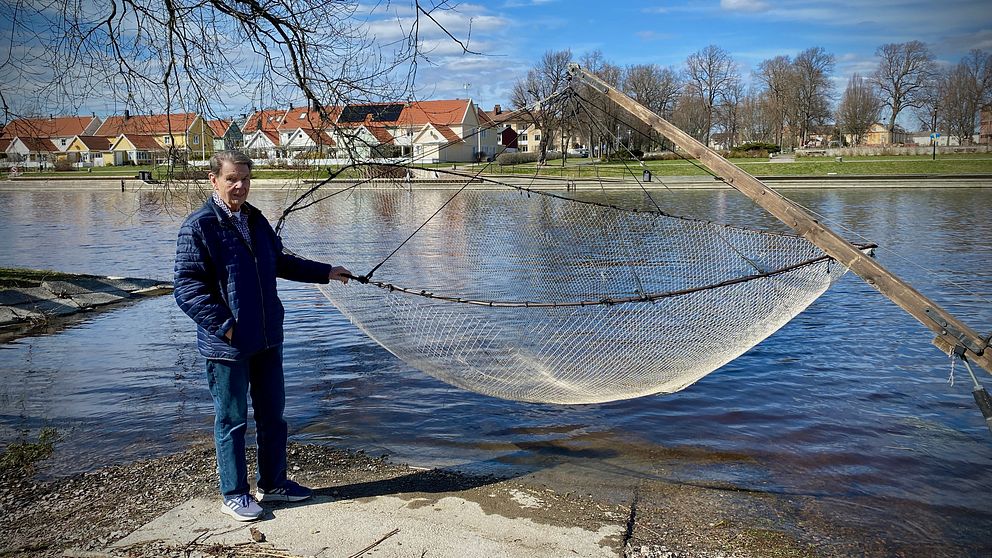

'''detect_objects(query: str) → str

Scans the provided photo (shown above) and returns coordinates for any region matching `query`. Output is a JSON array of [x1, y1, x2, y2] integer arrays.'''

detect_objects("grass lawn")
[[476, 155, 992, 178], [13, 154, 992, 181]]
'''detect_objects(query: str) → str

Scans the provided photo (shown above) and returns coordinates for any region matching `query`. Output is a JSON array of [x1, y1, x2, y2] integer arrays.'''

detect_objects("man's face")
[[210, 161, 251, 211]]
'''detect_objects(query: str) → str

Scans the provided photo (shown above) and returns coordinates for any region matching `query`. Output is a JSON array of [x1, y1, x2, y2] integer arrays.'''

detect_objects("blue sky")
[[2, 0, 989, 119], [409, 0, 992, 113]]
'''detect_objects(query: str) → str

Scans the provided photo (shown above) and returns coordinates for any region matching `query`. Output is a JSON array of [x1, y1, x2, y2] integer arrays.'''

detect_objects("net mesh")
[[278, 185, 851, 404]]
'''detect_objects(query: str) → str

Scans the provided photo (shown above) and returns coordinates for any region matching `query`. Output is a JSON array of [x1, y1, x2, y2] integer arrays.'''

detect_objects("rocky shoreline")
[[0, 269, 173, 342]]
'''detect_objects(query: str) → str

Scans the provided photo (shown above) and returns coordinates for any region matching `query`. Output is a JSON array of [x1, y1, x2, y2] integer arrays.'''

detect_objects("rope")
[[338, 248, 874, 308]]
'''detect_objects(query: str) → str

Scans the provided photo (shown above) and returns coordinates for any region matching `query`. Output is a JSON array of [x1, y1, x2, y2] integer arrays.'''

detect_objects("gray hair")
[[209, 150, 253, 175]]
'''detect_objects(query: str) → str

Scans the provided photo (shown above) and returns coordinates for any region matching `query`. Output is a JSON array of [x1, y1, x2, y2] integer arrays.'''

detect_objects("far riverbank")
[[1, 173, 991, 191]]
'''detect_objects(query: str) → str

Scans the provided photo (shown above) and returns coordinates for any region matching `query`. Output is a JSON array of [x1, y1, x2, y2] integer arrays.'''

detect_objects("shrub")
[[729, 148, 769, 158], [53, 159, 74, 171], [495, 151, 540, 165], [736, 141, 781, 153], [641, 151, 682, 161]]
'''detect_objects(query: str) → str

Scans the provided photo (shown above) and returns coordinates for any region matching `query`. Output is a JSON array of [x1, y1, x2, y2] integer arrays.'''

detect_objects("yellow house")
[[65, 135, 112, 167], [95, 112, 214, 160], [108, 134, 165, 166], [858, 123, 911, 146]]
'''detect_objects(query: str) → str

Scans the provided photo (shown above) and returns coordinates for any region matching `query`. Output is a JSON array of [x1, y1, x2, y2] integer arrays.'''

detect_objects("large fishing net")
[[277, 179, 856, 404]]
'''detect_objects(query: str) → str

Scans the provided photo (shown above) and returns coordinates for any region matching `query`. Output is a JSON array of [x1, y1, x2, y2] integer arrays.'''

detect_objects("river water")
[[1, 186, 990, 554]]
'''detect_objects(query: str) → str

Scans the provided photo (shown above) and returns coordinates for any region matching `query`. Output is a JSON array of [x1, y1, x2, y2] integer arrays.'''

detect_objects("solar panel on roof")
[[338, 104, 404, 123]]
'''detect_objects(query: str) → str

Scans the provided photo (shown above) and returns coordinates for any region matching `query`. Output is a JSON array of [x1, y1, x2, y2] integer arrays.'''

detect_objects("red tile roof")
[[0, 138, 10, 151], [76, 136, 112, 150], [365, 125, 395, 145], [397, 100, 470, 127], [114, 134, 164, 150], [282, 106, 341, 131], [11, 137, 58, 152], [244, 129, 280, 146], [207, 119, 231, 137], [1, 116, 98, 139], [476, 108, 496, 127], [96, 113, 198, 136], [243, 109, 288, 133], [437, 124, 463, 144], [483, 106, 537, 126], [302, 128, 336, 146]]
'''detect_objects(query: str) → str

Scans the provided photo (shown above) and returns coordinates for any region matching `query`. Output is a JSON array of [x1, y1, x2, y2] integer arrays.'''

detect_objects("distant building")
[[846, 123, 911, 146], [483, 104, 539, 155], [208, 119, 243, 152], [0, 115, 102, 152], [240, 99, 498, 163], [95, 112, 213, 161], [65, 136, 113, 167], [5, 136, 58, 167]]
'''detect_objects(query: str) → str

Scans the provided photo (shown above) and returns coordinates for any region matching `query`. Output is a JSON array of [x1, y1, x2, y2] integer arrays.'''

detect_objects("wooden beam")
[[572, 66, 992, 375]]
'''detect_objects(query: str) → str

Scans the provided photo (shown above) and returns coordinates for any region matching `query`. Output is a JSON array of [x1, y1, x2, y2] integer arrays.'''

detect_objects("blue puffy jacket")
[[174, 197, 332, 360]]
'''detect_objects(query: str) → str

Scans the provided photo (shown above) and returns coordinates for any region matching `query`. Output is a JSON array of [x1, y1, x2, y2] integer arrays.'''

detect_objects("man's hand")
[[224, 326, 234, 341], [329, 266, 351, 284]]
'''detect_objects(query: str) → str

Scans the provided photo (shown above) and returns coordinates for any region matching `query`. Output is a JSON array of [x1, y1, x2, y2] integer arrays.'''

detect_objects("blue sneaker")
[[256, 480, 313, 502], [221, 494, 263, 521]]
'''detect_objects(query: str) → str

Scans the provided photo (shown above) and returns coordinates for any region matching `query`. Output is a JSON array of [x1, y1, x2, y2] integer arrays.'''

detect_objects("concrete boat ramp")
[[109, 487, 624, 557], [0, 270, 172, 338]]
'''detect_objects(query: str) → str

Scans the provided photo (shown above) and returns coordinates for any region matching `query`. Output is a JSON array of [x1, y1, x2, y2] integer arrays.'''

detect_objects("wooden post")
[[571, 65, 991, 375]]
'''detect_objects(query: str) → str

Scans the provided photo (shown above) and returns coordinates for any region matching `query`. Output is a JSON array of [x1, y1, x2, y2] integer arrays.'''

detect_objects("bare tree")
[[622, 64, 682, 152], [792, 47, 835, 146], [837, 73, 882, 146], [871, 41, 936, 142], [510, 49, 573, 163], [670, 93, 710, 144], [941, 63, 980, 144], [755, 55, 793, 149], [960, 49, 992, 139], [715, 77, 745, 148], [6, 2, 457, 115], [572, 50, 624, 158], [960, 49, 992, 103], [738, 89, 775, 144], [683, 45, 739, 146]]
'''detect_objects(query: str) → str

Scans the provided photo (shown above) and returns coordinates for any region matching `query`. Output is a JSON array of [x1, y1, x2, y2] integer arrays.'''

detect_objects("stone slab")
[[113, 494, 621, 558]]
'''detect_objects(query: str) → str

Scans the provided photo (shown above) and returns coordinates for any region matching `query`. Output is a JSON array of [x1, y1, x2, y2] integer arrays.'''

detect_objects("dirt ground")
[[1, 439, 820, 558]]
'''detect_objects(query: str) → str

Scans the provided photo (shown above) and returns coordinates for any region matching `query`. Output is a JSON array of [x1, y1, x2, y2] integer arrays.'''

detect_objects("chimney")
[[124, 109, 130, 120], [494, 104, 501, 115]]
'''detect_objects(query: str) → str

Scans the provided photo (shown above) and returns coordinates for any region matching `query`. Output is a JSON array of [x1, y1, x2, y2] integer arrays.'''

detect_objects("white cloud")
[[636, 30, 676, 42], [501, 0, 557, 7], [721, 0, 771, 12]]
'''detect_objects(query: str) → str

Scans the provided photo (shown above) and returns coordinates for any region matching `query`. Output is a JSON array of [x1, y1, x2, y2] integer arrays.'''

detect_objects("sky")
[[409, 0, 992, 114], [1, 0, 989, 121]]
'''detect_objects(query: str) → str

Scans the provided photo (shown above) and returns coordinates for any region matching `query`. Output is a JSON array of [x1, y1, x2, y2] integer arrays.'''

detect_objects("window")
[[164, 136, 172, 145], [534, 134, 541, 141], [299, 112, 307, 119], [519, 133, 528, 141], [192, 134, 200, 145], [60, 138, 67, 146]]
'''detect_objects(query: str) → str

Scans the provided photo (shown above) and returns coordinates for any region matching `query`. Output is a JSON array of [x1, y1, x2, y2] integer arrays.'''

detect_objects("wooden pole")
[[571, 65, 991, 375]]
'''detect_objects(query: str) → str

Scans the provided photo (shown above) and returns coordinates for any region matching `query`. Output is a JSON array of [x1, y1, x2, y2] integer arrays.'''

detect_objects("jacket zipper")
[[244, 215, 270, 349], [226, 210, 269, 350]]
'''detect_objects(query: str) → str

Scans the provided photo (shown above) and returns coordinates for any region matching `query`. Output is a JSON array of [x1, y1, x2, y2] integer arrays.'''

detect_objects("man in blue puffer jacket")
[[174, 150, 350, 522]]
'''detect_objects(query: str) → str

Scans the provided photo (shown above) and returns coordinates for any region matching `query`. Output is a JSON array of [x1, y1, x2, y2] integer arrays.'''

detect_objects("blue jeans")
[[205, 346, 288, 498]]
